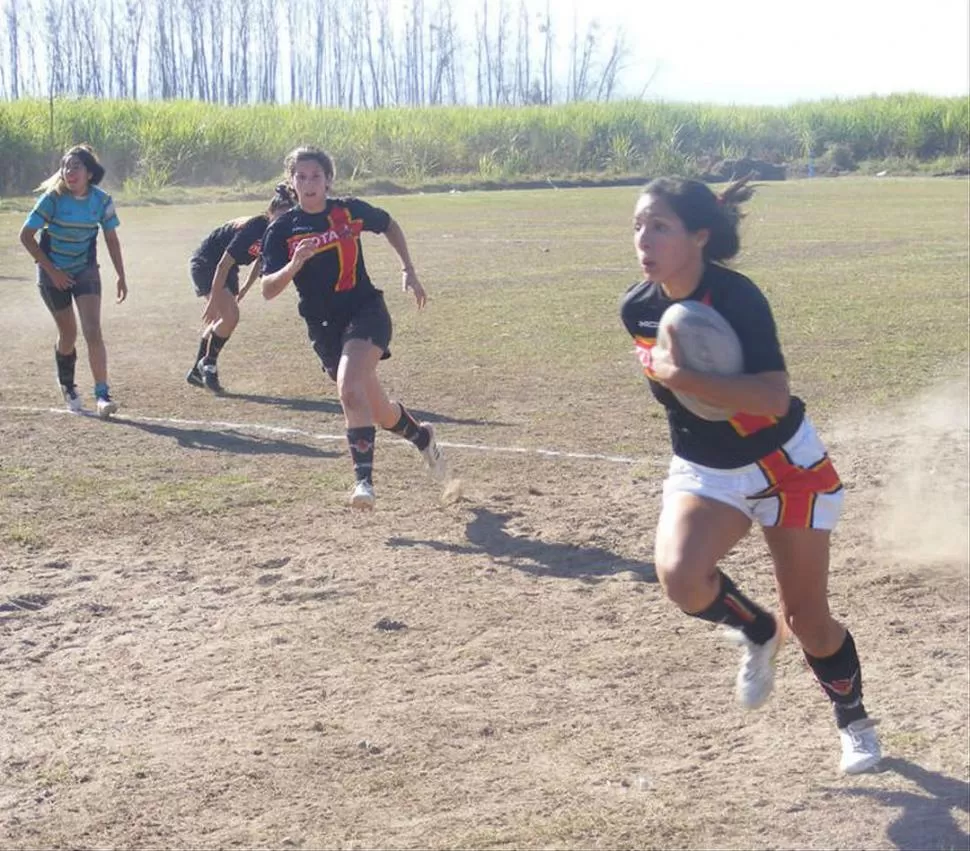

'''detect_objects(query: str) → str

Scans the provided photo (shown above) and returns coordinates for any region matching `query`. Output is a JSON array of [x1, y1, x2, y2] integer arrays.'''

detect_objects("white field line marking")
[[2, 405, 647, 466]]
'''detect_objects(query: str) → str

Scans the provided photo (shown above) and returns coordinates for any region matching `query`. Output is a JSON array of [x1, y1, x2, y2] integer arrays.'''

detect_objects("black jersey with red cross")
[[192, 214, 270, 268], [620, 262, 805, 469], [261, 197, 391, 323]]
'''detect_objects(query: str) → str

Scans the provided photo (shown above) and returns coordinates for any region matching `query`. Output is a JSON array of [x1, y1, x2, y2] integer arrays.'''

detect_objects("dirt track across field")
[[1, 184, 967, 850]]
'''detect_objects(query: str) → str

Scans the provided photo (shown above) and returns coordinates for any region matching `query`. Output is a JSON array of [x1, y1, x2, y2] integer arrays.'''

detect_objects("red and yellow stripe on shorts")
[[751, 447, 843, 528]]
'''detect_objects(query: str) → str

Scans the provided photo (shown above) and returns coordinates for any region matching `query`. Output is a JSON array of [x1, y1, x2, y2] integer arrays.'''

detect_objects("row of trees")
[[0, 0, 631, 107]]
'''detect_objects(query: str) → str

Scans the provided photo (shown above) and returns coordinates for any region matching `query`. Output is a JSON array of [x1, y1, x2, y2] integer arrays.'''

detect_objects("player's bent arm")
[[671, 369, 790, 417], [211, 252, 238, 297], [261, 263, 297, 300], [19, 225, 59, 278], [237, 259, 261, 301]]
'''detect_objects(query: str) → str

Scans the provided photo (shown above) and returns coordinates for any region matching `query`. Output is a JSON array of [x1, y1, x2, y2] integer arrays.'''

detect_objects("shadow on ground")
[[388, 507, 656, 583], [112, 418, 341, 458], [830, 757, 970, 851], [220, 392, 510, 428]]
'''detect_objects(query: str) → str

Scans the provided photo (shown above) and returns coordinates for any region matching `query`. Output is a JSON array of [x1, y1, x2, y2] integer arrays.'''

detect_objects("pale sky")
[[556, 0, 970, 104]]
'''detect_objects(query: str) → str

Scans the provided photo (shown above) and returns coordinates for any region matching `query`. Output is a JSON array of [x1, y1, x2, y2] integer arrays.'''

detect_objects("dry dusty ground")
[[0, 188, 968, 851]]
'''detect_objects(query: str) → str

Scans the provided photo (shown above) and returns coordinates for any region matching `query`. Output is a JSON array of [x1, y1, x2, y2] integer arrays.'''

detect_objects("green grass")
[[0, 94, 966, 196]]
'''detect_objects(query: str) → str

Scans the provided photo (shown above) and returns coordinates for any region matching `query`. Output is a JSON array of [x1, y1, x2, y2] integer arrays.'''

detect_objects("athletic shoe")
[[419, 422, 447, 482], [96, 395, 119, 419], [728, 620, 783, 710], [61, 384, 83, 413], [351, 480, 376, 510], [839, 718, 882, 774], [186, 365, 204, 388], [199, 359, 224, 395]]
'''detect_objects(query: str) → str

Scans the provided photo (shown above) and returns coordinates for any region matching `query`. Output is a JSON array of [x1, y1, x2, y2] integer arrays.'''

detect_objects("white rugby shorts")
[[663, 418, 844, 529]]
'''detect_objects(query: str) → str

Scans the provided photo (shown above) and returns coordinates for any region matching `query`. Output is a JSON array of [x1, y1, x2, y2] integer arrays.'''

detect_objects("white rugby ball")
[[656, 300, 743, 421]]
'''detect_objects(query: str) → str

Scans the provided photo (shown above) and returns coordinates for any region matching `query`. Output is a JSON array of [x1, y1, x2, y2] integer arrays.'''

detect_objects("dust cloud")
[[829, 370, 970, 572]]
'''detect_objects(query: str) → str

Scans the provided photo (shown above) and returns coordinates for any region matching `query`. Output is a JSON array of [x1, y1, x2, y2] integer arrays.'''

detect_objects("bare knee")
[[338, 378, 368, 413], [655, 556, 719, 613], [783, 607, 844, 656], [81, 325, 104, 348]]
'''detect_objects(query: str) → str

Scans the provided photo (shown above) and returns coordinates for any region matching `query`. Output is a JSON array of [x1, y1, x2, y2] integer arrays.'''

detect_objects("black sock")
[[347, 426, 376, 484], [195, 337, 209, 366], [686, 571, 777, 645], [55, 347, 77, 388], [387, 403, 429, 450], [805, 631, 868, 728], [205, 333, 229, 365]]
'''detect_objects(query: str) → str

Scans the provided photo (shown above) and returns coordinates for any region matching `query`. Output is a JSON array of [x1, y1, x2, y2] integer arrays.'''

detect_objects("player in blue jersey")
[[185, 184, 295, 394], [261, 146, 446, 510], [19, 144, 128, 418], [620, 176, 882, 774]]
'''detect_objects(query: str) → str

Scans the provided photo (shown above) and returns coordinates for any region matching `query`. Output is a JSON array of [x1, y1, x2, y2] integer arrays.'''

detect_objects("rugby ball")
[[656, 300, 743, 421]]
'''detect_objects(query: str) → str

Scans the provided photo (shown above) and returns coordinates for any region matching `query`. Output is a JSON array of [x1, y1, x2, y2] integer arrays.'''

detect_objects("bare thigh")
[[337, 339, 385, 428], [654, 493, 752, 612]]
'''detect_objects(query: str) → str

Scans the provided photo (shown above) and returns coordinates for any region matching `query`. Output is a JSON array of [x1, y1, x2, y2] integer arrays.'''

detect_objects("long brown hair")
[[36, 144, 107, 194], [640, 175, 757, 262]]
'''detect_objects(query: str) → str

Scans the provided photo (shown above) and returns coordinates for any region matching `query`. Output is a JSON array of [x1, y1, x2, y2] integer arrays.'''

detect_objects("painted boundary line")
[[2, 405, 648, 466]]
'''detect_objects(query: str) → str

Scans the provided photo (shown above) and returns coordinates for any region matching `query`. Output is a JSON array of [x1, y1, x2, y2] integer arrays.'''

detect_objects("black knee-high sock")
[[386, 403, 429, 450], [347, 426, 376, 484], [805, 631, 868, 728], [685, 571, 777, 645], [195, 337, 209, 365], [206, 333, 229, 364], [55, 347, 77, 388]]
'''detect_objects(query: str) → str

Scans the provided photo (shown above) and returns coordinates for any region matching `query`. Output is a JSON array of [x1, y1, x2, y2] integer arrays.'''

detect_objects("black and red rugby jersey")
[[261, 197, 391, 323], [192, 215, 270, 269], [620, 262, 805, 468]]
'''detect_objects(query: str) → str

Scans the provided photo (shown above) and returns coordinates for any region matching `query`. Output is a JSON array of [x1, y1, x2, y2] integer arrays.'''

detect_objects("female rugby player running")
[[260, 146, 446, 510], [620, 176, 882, 774]]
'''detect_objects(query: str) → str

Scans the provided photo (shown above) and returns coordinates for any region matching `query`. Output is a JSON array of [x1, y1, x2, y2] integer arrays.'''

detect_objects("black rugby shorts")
[[38, 264, 102, 313], [306, 295, 393, 382], [189, 257, 240, 298]]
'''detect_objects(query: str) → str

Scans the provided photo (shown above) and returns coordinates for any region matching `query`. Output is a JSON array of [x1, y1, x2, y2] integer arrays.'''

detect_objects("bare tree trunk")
[[595, 28, 627, 102], [127, 0, 144, 99], [44, 0, 67, 98], [363, 0, 382, 108], [540, 1, 553, 105], [5, 0, 20, 99], [312, 0, 326, 107]]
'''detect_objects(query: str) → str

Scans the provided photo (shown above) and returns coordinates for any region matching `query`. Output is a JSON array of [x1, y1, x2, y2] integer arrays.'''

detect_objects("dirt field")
[[1, 182, 968, 850]]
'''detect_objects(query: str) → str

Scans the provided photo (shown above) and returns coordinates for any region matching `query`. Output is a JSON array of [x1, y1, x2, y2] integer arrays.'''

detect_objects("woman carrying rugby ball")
[[620, 176, 882, 774]]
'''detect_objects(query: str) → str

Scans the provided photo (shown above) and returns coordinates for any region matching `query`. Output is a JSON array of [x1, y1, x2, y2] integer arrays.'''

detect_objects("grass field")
[[0, 177, 968, 850]]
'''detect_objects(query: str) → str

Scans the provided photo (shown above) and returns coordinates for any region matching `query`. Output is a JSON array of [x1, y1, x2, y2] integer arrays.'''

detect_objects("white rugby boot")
[[350, 480, 376, 510], [728, 621, 784, 710], [839, 718, 883, 774], [61, 384, 83, 413], [419, 422, 447, 482], [96, 395, 119, 419]]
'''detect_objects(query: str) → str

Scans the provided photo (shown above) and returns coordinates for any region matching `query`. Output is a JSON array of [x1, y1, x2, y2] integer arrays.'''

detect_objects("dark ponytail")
[[641, 175, 757, 263], [267, 182, 296, 215]]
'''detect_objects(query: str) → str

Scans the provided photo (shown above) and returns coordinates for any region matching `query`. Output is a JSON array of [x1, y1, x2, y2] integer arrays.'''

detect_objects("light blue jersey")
[[25, 186, 120, 275]]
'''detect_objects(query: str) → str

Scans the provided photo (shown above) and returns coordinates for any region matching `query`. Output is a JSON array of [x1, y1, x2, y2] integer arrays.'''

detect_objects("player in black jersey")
[[185, 185, 295, 393], [620, 176, 881, 774], [260, 147, 446, 510]]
